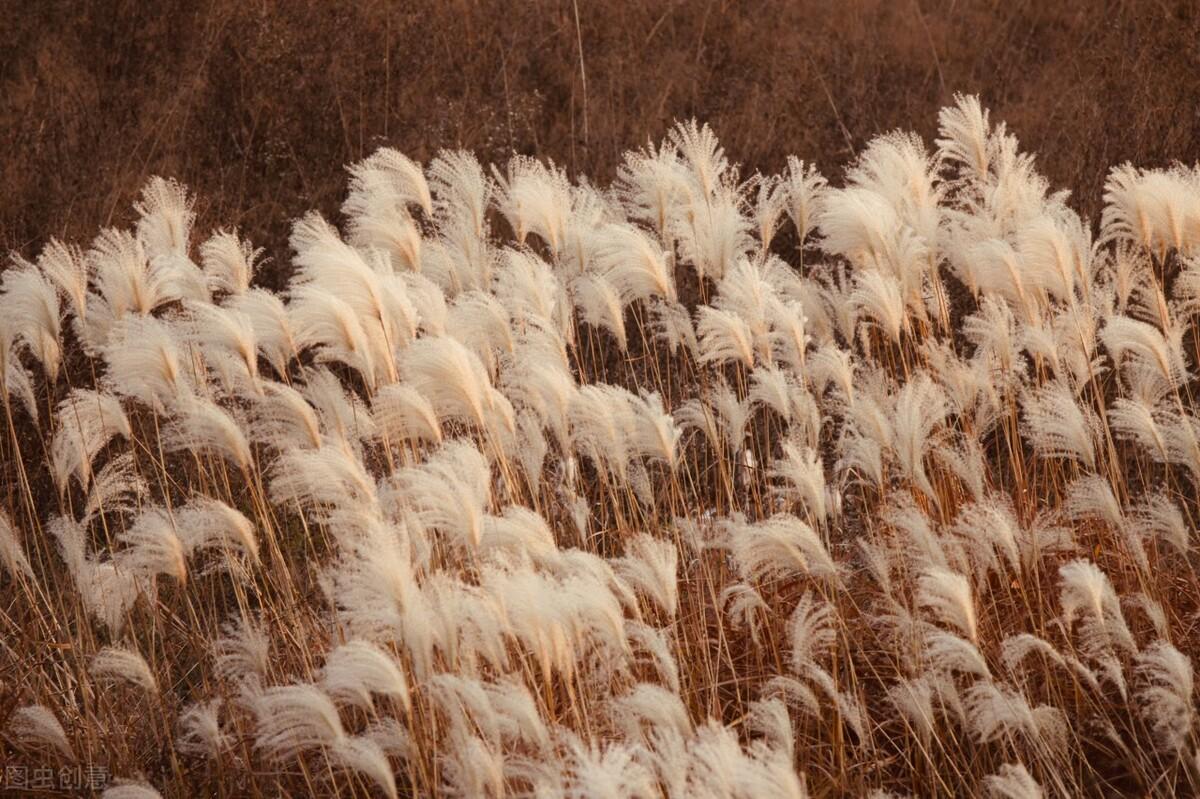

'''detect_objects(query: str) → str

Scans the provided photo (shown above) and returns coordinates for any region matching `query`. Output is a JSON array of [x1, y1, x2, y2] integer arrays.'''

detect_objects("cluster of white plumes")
[[1, 95, 1199, 797]]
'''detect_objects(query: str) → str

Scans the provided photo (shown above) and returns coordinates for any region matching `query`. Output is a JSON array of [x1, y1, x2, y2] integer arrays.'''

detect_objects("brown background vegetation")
[[3, 0, 1197, 285]]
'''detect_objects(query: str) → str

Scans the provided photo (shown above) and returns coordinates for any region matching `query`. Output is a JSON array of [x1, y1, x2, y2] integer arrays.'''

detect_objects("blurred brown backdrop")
[[3, 0, 1197, 284]]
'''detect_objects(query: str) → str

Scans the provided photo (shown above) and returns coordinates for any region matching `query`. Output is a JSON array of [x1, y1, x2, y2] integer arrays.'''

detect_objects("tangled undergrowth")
[[1, 95, 1199, 797]]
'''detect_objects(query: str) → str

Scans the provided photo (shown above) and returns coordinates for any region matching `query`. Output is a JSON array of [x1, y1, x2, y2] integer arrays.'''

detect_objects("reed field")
[[2, 35, 1200, 796]]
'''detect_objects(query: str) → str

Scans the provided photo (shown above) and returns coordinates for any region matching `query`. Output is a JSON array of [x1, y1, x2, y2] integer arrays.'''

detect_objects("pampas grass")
[[2, 97, 1200, 798]]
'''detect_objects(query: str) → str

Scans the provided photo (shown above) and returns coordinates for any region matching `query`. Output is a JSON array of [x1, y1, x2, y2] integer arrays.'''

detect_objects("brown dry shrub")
[[3, 0, 1197, 286]]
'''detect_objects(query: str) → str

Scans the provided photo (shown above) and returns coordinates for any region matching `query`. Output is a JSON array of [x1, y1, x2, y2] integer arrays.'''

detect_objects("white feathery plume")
[[589, 222, 676, 303], [289, 284, 380, 389], [225, 288, 297, 376], [1158, 407, 1200, 482], [90, 645, 159, 694], [84, 228, 180, 347], [964, 294, 1022, 371], [321, 639, 410, 713], [1134, 640, 1195, 755], [892, 373, 947, 501], [963, 681, 1067, 751], [402, 270, 447, 336], [613, 533, 679, 618], [723, 513, 839, 584], [301, 367, 377, 449], [709, 258, 776, 359], [1130, 492, 1189, 555], [0, 509, 33, 582], [445, 290, 513, 374], [568, 384, 634, 480], [1108, 396, 1169, 461], [1101, 314, 1188, 389], [1021, 380, 1098, 469], [214, 616, 271, 685], [116, 505, 188, 584], [270, 443, 378, 537], [177, 699, 230, 758], [627, 390, 682, 470], [572, 272, 629, 351], [342, 148, 431, 271], [721, 582, 770, 647], [1058, 559, 1135, 650], [983, 763, 1044, 799], [492, 155, 573, 253], [479, 505, 559, 566], [1063, 474, 1124, 529], [329, 736, 399, 799], [747, 696, 795, 757], [627, 621, 681, 695], [961, 239, 1035, 318], [850, 269, 906, 344], [1101, 163, 1200, 255], [751, 173, 789, 252], [179, 300, 261, 390], [1016, 215, 1082, 304], [917, 567, 978, 643], [424, 213, 495, 295], [289, 213, 414, 376], [787, 591, 836, 677], [768, 297, 811, 370], [808, 343, 856, 402], [440, 730, 506, 798], [1000, 633, 1100, 692], [249, 682, 344, 761], [923, 629, 990, 679], [135, 176, 197, 265], [697, 306, 757, 368], [950, 494, 1022, 577], [161, 395, 252, 473], [1, 258, 62, 380], [200, 229, 261, 296], [102, 782, 164, 799], [493, 248, 571, 333], [769, 440, 827, 526], [610, 683, 692, 744], [672, 186, 753, 282], [174, 497, 259, 566], [937, 93, 994, 185], [614, 139, 688, 237], [670, 119, 728, 198], [0, 316, 38, 420], [888, 676, 938, 744], [250, 381, 323, 450], [426, 672, 504, 745], [372, 383, 443, 447], [818, 187, 900, 270], [563, 735, 657, 799], [882, 495, 953, 570], [51, 516, 144, 632], [401, 335, 506, 432], [485, 680, 552, 752], [249, 683, 401, 799], [50, 389, 131, 492], [7, 704, 75, 760], [102, 314, 193, 410], [500, 342, 576, 452], [32, 238, 89, 323], [429, 149, 490, 238], [393, 440, 491, 551], [649, 298, 698, 357], [783, 156, 827, 246], [1058, 559, 1136, 695], [748, 363, 797, 421]]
